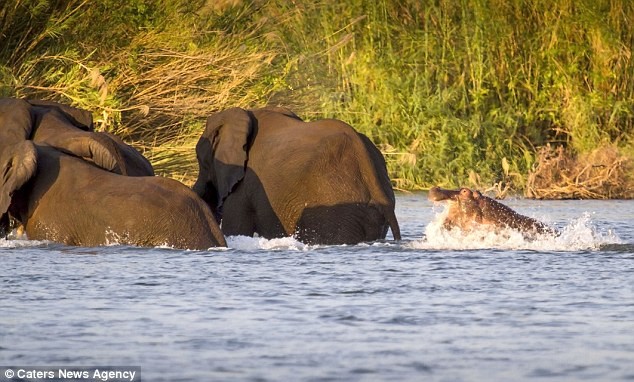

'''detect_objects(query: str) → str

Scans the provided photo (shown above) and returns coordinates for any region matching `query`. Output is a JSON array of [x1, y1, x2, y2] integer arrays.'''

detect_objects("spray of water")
[[226, 235, 314, 251], [409, 208, 622, 251], [0, 232, 47, 248]]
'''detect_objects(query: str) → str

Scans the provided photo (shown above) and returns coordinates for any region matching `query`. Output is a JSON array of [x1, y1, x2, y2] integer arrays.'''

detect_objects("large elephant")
[[1, 98, 225, 249], [193, 106, 401, 245], [428, 186, 557, 237]]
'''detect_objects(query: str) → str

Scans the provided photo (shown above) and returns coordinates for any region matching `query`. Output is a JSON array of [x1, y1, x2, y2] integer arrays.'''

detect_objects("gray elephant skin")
[[193, 107, 401, 245], [1, 98, 226, 249]]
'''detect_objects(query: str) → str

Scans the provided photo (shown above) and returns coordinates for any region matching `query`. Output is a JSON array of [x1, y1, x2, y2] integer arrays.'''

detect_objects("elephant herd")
[[1, 98, 555, 249], [0, 98, 402, 249]]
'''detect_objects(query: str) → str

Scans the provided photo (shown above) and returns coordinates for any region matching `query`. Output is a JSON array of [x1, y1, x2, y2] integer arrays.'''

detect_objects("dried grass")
[[102, 43, 276, 182], [526, 144, 634, 199], [109, 47, 274, 139]]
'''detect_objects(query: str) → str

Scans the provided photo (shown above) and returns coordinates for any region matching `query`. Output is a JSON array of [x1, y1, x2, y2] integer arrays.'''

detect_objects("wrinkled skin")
[[428, 186, 558, 237], [193, 106, 401, 245], [1, 98, 225, 249]]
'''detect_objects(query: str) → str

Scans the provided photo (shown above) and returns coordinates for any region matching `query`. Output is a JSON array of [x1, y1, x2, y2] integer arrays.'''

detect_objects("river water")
[[2, 193, 633, 381]]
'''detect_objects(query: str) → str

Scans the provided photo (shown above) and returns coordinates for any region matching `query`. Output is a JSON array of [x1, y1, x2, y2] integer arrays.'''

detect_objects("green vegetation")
[[2, 0, 633, 195]]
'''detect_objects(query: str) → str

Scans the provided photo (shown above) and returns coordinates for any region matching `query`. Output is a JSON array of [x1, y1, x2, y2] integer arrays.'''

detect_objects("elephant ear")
[[195, 107, 252, 210], [0, 141, 37, 215], [35, 131, 122, 174]]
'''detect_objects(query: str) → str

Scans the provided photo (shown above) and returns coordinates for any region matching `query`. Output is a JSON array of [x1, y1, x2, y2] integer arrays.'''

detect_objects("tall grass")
[[266, 0, 634, 190], [1, 0, 632, 193]]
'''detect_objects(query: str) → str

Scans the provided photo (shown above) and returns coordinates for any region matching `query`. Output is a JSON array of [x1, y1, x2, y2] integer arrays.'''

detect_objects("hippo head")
[[428, 186, 485, 231]]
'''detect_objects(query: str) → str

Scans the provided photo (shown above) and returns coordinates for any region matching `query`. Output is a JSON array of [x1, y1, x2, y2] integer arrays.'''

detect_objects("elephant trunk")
[[192, 179, 222, 224]]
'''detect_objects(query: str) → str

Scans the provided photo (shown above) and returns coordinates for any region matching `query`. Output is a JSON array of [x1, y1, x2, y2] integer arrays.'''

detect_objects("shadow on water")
[[597, 243, 634, 253]]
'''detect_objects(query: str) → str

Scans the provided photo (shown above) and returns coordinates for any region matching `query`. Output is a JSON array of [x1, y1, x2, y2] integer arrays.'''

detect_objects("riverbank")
[[1, 0, 632, 197]]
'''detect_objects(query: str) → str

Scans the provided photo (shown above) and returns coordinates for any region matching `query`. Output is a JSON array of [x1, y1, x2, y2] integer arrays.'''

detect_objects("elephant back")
[[27, 99, 94, 130]]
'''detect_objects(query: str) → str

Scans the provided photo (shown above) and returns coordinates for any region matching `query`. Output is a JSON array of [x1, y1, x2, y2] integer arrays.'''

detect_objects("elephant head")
[[193, 107, 254, 216], [1, 99, 37, 234], [192, 106, 304, 215], [1, 97, 153, 177]]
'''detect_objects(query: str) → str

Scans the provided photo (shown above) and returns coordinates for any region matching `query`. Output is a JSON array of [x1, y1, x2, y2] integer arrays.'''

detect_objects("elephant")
[[428, 186, 558, 237], [2, 97, 153, 177], [193, 106, 401, 245], [2, 142, 226, 248], [1, 98, 225, 249]]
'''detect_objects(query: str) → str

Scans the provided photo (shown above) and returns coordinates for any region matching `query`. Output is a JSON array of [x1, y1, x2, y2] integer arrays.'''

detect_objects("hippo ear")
[[194, 107, 252, 209], [0, 141, 37, 215]]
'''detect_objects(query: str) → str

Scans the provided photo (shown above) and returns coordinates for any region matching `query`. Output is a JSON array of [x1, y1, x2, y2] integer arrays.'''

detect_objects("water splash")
[[226, 235, 315, 251], [409, 209, 622, 251], [0, 235, 48, 248]]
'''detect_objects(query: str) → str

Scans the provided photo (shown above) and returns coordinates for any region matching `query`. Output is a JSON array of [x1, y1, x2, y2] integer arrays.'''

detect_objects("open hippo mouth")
[[428, 186, 484, 230], [428, 186, 462, 202]]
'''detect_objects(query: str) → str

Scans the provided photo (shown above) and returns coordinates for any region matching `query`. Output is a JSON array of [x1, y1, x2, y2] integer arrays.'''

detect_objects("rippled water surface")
[[2, 194, 634, 381]]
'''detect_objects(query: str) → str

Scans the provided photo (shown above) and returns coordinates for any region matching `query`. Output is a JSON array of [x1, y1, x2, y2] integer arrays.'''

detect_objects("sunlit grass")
[[1, 0, 632, 196]]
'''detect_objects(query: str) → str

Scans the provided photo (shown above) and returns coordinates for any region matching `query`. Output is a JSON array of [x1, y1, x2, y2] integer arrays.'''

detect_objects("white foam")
[[0, 236, 48, 248], [409, 209, 622, 251], [226, 235, 315, 251]]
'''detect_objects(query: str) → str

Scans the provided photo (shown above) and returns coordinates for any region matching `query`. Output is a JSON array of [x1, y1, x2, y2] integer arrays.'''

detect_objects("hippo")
[[428, 186, 558, 237]]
